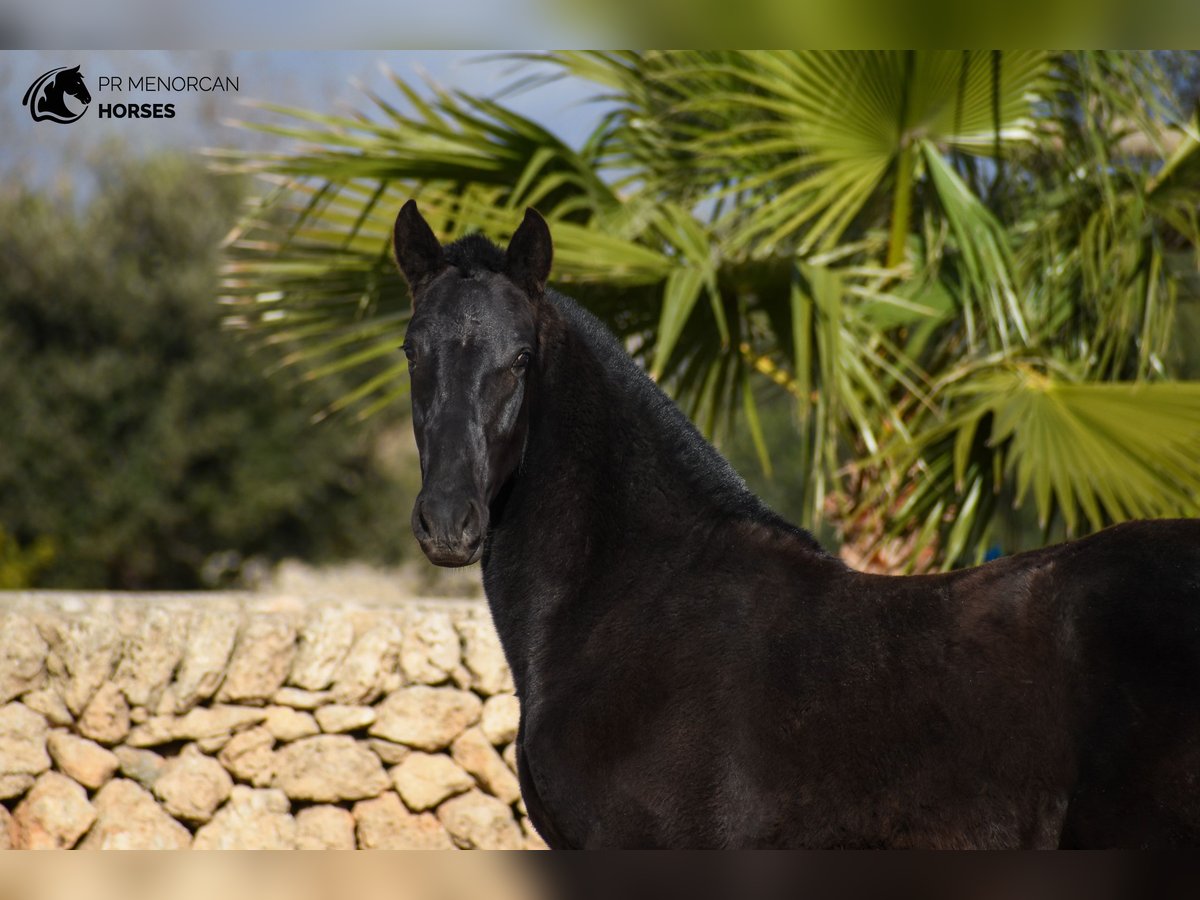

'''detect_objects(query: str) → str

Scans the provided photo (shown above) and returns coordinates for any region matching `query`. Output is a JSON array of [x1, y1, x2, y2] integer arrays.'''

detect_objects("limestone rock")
[[353, 792, 454, 850], [273, 735, 389, 802], [480, 694, 520, 746], [218, 726, 275, 787], [114, 746, 166, 790], [218, 617, 297, 704], [367, 738, 411, 766], [263, 706, 319, 742], [47, 731, 118, 790], [0, 805, 14, 850], [79, 779, 191, 850], [369, 686, 481, 751], [502, 741, 517, 774], [196, 733, 233, 754], [290, 609, 356, 691], [400, 610, 460, 685], [272, 687, 333, 709], [0, 774, 35, 800], [451, 727, 522, 805], [112, 607, 187, 708], [437, 790, 522, 850], [390, 752, 473, 812], [77, 683, 131, 744], [13, 771, 96, 849], [42, 614, 121, 715], [520, 816, 549, 851], [193, 786, 296, 850], [153, 747, 233, 822], [331, 620, 402, 704], [173, 607, 241, 712], [126, 704, 267, 747], [0, 614, 48, 704], [315, 704, 375, 733], [458, 618, 514, 696], [0, 702, 50, 775], [21, 688, 71, 727], [295, 805, 356, 850]]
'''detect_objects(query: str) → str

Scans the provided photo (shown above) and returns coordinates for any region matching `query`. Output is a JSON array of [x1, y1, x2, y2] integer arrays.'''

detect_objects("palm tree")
[[218, 51, 1200, 570]]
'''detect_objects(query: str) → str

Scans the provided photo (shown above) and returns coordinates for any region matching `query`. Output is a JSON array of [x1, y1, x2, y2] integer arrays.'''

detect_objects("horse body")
[[393, 201, 1200, 848]]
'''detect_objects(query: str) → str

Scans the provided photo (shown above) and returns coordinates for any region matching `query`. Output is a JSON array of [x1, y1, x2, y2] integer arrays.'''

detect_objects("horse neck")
[[482, 300, 761, 685]]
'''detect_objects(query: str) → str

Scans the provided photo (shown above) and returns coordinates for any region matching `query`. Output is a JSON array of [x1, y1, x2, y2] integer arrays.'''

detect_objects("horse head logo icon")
[[22, 65, 92, 124]]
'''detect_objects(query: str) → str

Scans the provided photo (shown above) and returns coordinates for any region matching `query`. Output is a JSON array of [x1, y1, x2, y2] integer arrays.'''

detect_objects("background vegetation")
[[0, 153, 413, 588], [221, 51, 1200, 571], [4, 52, 1199, 588]]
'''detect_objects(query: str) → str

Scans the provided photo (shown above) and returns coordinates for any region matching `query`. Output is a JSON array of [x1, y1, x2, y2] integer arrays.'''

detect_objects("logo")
[[22, 65, 92, 124]]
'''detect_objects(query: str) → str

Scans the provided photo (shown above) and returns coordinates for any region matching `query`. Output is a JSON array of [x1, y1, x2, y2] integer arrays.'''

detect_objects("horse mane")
[[443, 233, 507, 274]]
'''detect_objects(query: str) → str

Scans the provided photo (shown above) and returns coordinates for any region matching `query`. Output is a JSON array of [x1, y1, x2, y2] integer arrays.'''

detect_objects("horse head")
[[393, 200, 552, 567], [56, 66, 91, 105]]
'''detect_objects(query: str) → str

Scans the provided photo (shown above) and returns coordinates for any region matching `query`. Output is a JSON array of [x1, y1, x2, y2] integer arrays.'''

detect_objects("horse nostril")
[[413, 500, 433, 539], [460, 505, 478, 538]]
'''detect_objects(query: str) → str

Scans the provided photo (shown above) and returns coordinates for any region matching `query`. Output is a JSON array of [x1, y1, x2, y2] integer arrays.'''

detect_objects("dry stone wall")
[[0, 592, 544, 850]]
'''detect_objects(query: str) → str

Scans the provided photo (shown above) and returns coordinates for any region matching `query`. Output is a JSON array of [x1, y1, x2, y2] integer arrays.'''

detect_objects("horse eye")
[[403, 344, 415, 362], [513, 350, 532, 370]]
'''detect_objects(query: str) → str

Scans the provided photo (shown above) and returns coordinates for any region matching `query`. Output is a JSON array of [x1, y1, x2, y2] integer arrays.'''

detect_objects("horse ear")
[[392, 200, 445, 295], [505, 208, 553, 298]]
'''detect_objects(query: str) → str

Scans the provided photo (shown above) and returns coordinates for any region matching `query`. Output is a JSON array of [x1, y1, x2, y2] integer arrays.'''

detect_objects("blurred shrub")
[[0, 152, 411, 588]]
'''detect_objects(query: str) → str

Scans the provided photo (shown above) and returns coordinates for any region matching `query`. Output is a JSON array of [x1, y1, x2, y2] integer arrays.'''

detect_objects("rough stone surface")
[[391, 752, 474, 812], [21, 688, 71, 727], [295, 805, 356, 850], [401, 610, 461, 685], [263, 706, 320, 742], [42, 614, 121, 716], [502, 741, 518, 774], [79, 779, 191, 850], [0, 702, 50, 776], [217, 726, 275, 787], [114, 746, 167, 790], [458, 618, 514, 696], [13, 771, 96, 849], [370, 686, 481, 751], [0, 595, 531, 851], [0, 805, 14, 851], [273, 735, 389, 802], [480, 694, 520, 746], [0, 774, 35, 799], [47, 731, 118, 790], [315, 704, 375, 733], [290, 609, 356, 691], [367, 738, 411, 766], [126, 704, 267, 747], [173, 607, 241, 712], [112, 607, 187, 709], [272, 687, 333, 709], [0, 614, 48, 704], [353, 792, 454, 850], [218, 617, 297, 704], [437, 790, 523, 850], [451, 727, 522, 805], [331, 620, 403, 704], [153, 747, 233, 822], [521, 817, 549, 851], [77, 683, 131, 745], [193, 786, 296, 850]]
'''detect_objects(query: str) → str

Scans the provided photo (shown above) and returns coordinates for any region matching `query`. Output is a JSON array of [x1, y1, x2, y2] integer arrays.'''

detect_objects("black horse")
[[22, 65, 91, 124], [393, 200, 1200, 849]]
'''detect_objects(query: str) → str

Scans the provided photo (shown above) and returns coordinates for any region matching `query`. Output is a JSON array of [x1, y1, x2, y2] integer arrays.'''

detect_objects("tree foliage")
[[219, 52, 1200, 568], [0, 153, 410, 588]]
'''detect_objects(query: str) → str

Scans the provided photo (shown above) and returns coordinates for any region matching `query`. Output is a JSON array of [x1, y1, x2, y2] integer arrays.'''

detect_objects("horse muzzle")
[[411, 493, 486, 567]]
